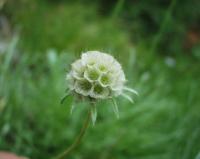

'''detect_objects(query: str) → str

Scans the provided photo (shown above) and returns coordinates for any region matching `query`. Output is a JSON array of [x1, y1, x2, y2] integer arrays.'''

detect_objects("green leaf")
[[91, 104, 97, 126], [111, 98, 119, 118]]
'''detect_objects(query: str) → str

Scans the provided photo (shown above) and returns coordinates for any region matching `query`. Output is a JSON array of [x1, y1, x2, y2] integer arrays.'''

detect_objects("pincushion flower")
[[64, 51, 138, 124], [55, 51, 138, 159]]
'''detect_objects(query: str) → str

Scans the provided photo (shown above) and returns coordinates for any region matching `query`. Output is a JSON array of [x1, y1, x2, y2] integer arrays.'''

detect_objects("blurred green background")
[[0, 0, 200, 159]]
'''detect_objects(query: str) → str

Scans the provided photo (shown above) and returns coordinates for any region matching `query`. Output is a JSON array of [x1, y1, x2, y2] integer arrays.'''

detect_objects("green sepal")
[[121, 93, 134, 103], [91, 104, 97, 126], [111, 98, 119, 118], [60, 92, 71, 104], [70, 104, 75, 115]]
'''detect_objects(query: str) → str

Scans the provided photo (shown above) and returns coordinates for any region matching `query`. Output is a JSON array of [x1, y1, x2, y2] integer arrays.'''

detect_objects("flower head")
[[64, 51, 137, 124]]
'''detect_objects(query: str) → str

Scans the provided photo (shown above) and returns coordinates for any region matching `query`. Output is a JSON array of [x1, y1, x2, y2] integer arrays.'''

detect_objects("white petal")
[[71, 59, 86, 79], [109, 60, 122, 74], [111, 98, 119, 118], [72, 59, 85, 73], [81, 51, 101, 66], [110, 81, 124, 93], [71, 70, 84, 80], [66, 72, 75, 90]]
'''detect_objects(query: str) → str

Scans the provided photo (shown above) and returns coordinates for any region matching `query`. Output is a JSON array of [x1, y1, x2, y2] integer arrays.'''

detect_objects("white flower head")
[[64, 51, 137, 124]]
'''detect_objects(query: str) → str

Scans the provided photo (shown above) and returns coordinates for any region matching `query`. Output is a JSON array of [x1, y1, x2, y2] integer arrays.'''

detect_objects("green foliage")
[[4, 0, 130, 54], [1, 1, 200, 159], [97, 0, 200, 55]]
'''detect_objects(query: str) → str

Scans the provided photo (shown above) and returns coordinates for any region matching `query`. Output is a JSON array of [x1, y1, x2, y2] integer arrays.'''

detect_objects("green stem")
[[54, 109, 91, 159]]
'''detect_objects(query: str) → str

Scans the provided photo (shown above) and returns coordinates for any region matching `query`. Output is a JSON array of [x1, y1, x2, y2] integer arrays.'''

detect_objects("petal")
[[81, 51, 101, 66], [72, 70, 84, 80], [72, 59, 85, 73], [66, 72, 75, 90], [110, 80, 124, 93]]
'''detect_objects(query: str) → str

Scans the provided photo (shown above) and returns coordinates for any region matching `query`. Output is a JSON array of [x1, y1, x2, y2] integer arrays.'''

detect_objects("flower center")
[[86, 69, 100, 81], [99, 65, 107, 72], [93, 84, 104, 94], [77, 79, 92, 91], [100, 74, 111, 86]]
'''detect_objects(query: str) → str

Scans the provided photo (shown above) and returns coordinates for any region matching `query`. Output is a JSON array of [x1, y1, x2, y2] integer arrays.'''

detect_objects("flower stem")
[[54, 109, 91, 159]]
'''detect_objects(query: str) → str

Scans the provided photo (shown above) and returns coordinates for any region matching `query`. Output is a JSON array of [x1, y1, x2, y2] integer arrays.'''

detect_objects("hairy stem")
[[54, 109, 91, 159]]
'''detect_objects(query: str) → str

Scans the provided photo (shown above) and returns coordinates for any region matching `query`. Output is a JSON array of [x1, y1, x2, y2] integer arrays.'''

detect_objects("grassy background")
[[0, 0, 200, 159]]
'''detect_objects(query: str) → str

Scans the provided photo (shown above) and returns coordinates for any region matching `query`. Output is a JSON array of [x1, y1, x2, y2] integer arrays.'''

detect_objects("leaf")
[[111, 98, 119, 118], [91, 104, 97, 126], [60, 93, 71, 104]]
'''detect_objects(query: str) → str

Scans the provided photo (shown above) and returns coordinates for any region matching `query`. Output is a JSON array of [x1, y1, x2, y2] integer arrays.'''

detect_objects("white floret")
[[66, 51, 135, 100], [65, 50, 138, 122]]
